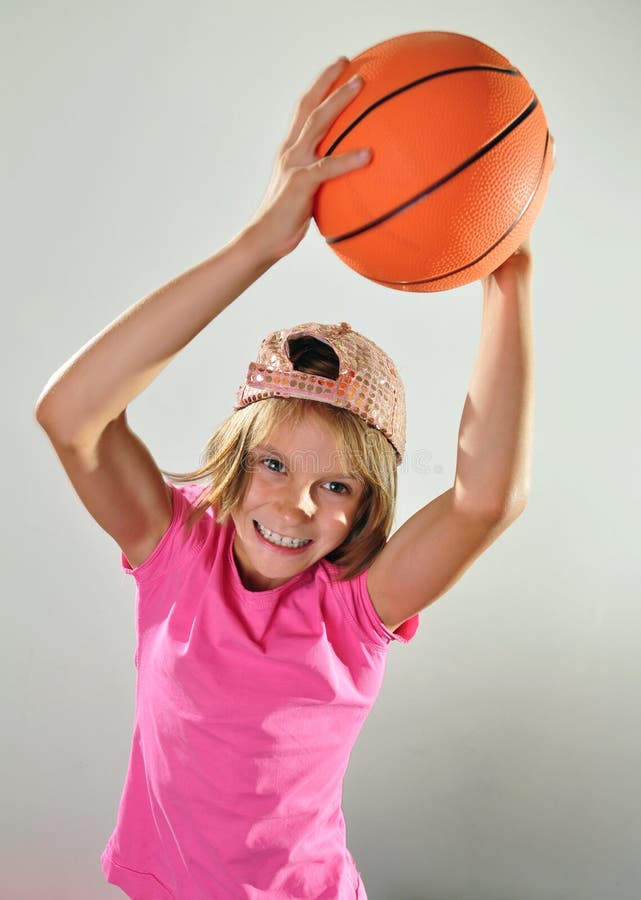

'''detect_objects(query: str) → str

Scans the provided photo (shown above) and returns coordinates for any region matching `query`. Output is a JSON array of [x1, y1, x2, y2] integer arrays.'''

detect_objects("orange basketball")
[[312, 31, 554, 292]]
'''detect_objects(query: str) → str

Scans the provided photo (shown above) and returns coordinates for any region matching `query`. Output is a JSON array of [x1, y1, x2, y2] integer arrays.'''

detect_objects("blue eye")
[[263, 458, 285, 473], [325, 481, 349, 494]]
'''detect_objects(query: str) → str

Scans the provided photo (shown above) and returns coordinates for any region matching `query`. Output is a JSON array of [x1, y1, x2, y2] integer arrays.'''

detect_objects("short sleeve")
[[120, 482, 207, 583], [333, 567, 420, 648]]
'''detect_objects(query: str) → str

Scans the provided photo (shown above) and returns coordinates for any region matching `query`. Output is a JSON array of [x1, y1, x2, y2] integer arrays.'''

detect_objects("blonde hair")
[[161, 397, 398, 581]]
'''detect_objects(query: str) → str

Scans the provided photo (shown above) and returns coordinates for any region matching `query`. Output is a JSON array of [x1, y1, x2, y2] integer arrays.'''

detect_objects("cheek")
[[328, 506, 357, 535], [237, 475, 265, 510], [231, 485, 258, 528], [336, 500, 366, 539]]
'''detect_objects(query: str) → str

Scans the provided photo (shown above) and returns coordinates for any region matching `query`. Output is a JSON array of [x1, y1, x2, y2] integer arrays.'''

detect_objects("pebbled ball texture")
[[312, 31, 554, 292]]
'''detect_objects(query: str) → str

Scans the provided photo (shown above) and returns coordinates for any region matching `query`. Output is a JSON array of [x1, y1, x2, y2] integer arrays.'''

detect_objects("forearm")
[[453, 253, 535, 518], [35, 223, 274, 446]]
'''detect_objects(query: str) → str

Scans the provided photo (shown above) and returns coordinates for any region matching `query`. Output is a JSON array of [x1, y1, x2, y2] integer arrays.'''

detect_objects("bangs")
[[243, 398, 392, 486]]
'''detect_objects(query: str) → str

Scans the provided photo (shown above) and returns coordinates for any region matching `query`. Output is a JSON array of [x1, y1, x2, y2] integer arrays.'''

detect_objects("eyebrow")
[[253, 443, 361, 481]]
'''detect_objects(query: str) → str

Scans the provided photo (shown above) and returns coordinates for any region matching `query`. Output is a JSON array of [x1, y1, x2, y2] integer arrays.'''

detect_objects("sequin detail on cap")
[[235, 321, 406, 463]]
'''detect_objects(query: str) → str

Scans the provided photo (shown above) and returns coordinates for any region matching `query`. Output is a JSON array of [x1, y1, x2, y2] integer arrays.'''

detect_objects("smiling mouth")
[[254, 521, 312, 549]]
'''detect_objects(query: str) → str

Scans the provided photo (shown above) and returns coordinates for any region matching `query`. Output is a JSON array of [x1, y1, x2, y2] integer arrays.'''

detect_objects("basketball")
[[312, 31, 554, 292]]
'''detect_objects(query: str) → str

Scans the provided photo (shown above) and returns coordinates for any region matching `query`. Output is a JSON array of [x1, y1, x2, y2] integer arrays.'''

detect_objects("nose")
[[274, 482, 317, 522]]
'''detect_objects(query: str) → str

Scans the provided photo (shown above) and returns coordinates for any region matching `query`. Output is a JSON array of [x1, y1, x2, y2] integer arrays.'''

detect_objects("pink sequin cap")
[[235, 322, 406, 463]]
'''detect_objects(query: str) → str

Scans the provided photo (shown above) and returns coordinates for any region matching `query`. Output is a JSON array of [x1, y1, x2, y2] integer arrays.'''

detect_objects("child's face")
[[230, 412, 365, 591]]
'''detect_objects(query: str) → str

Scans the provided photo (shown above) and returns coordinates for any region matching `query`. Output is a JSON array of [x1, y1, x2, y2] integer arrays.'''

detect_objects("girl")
[[36, 56, 537, 899]]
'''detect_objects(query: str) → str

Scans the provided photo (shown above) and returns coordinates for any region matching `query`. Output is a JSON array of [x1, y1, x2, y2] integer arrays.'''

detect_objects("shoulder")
[[122, 481, 215, 580], [316, 559, 420, 647], [170, 480, 210, 508]]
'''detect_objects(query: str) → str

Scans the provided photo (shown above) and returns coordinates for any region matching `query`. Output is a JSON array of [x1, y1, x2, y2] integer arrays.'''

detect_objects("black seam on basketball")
[[370, 129, 551, 288], [325, 96, 539, 246], [325, 65, 521, 157]]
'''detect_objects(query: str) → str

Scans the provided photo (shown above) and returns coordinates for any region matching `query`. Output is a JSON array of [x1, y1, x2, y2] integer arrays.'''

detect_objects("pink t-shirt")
[[101, 482, 419, 899]]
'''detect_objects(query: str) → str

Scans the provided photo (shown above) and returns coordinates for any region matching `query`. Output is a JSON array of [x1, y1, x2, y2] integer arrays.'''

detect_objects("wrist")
[[485, 246, 533, 285], [238, 219, 286, 271]]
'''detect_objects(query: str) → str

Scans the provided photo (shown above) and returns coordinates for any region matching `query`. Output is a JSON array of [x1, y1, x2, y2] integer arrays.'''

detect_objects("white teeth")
[[255, 521, 311, 549]]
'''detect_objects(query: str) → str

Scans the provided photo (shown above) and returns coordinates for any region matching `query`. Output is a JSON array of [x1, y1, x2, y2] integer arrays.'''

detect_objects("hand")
[[246, 57, 371, 264]]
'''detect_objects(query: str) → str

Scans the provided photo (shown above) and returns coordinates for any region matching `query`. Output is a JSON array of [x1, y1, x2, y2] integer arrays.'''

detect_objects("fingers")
[[308, 57, 351, 108], [276, 57, 372, 193], [281, 57, 353, 153], [310, 145, 372, 185], [300, 74, 364, 151]]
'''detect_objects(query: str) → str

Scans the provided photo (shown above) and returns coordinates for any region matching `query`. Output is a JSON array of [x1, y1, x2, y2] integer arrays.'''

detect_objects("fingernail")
[[347, 74, 362, 89]]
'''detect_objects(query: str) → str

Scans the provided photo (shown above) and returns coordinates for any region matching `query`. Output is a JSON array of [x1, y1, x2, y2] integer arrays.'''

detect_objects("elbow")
[[34, 391, 74, 445], [34, 388, 60, 432], [34, 376, 57, 422], [495, 490, 529, 524], [474, 490, 529, 525], [454, 482, 529, 524], [34, 393, 53, 430]]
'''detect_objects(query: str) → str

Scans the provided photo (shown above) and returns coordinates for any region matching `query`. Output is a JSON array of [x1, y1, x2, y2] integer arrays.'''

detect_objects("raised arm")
[[453, 239, 535, 517], [35, 56, 369, 445], [34, 228, 274, 447], [34, 57, 371, 567], [368, 242, 536, 632]]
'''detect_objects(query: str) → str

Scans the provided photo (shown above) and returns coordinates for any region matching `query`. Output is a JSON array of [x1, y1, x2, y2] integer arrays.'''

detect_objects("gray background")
[[4, 0, 640, 898]]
